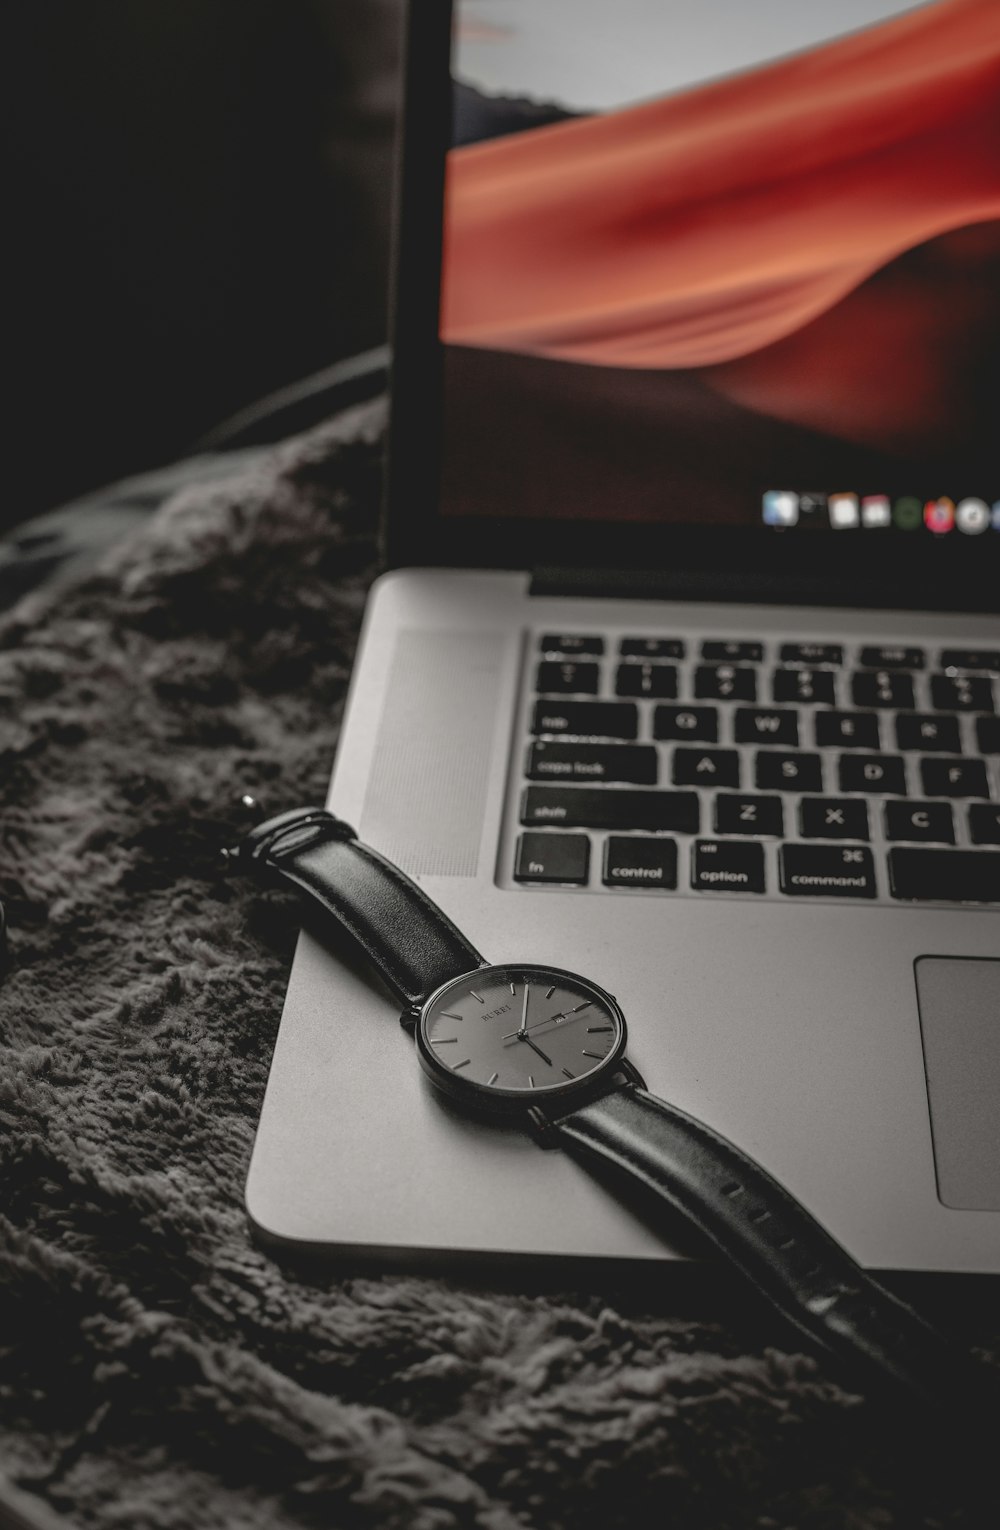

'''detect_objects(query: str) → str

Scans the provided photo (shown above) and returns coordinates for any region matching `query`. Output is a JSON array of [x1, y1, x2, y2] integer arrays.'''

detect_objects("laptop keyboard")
[[511, 633, 1000, 905]]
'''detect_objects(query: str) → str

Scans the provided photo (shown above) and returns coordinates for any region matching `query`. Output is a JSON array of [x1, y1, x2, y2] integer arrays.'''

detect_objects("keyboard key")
[[814, 710, 880, 749], [692, 839, 765, 893], [526, 742, 657, 785], [701, 640, 764, 663], [838, 753, 906, 795], [514, 832, 590, 884], [939, 649, 1000, 673], [772, 668, 836, 705], [919, 758, 990, 798], [779, 642, 843, 665], [539, 634, 604, 657], [672, 747, 740, 788], [888, 848, 1000, 903], [714, 793, 784, 836], [780, 844, 877, 898], [615, 662, 678, 699], [694, 665, 757, 701], [521, 787, 699, 833], [603, 836, 678, 889], [531, 700, 638, 740], [620, 637, 685, 659], [858, 646, 924, 669], [536, 661, 600, 695], [800, 797, 870, 840], [851, 671, 915, 709], [930, 674, 994, 713], [734, 707, 799, 746], [894, 713, 961, 753], [755, 750, 823, 792], [969, 804, 1000, 845], [976, 716, 1000, 753], [884, 800, 955, 844], [653, 705, 718, 743]]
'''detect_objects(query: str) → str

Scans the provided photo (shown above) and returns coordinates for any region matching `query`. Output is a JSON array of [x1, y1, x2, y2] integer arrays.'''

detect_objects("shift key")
[[521, 786, 699, 833]]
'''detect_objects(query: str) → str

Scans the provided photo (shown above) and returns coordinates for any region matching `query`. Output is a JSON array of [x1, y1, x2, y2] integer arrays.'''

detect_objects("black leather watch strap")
[[237, 807, 486, 1008], [552, 1084, 997, 1411]]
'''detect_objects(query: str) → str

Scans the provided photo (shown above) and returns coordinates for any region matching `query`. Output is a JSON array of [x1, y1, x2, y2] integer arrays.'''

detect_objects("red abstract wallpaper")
[[439, 0, 1000, 524]]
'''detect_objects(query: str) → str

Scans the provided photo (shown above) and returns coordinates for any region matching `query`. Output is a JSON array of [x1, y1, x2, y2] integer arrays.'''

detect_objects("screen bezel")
[[384, 0, 999, 613]]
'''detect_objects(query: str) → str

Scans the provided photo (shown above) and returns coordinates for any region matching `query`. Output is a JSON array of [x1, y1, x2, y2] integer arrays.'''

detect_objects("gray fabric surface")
[[1, 402, 998, 1530]]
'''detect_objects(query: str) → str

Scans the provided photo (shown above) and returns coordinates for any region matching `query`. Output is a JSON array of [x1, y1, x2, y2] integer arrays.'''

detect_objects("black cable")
[[194, 345, 390, 451]]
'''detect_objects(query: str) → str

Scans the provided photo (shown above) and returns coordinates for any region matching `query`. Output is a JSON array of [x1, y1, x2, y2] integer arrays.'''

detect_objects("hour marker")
[[571, 1002, 592, 1013], [561, 1068, 575, 1080], [487, 1071, 499, 1086], [509, 982, 516, 995], [452, 1058, 471, 1070], [587, 1026, 613, 1034], [440, 1012, 463, 1021], [545, 986, 556, 999], [469, 990, 484, 1004], [430, 1037, 458, 1045], [528, 1075, 535, 1088], [581, 1050, 602, 1060]]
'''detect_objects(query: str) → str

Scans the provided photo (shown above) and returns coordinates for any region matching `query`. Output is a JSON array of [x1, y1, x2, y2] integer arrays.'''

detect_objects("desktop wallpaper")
[[438, 0, 1000, 529]]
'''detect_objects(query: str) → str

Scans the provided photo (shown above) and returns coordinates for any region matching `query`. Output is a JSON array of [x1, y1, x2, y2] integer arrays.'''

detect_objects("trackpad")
[[915, 958, 1000, 1211]]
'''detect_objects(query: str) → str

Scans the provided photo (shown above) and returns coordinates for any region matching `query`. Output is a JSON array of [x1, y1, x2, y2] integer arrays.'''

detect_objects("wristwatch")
[[232, 803, 996, 1413]]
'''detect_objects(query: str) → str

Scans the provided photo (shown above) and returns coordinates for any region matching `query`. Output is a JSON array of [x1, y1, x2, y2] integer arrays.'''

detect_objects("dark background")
[[5, 0, 402, 531]]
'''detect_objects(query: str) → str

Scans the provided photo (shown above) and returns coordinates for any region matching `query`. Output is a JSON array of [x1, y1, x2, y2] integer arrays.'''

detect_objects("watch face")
[[416, 963, 627, 1109]]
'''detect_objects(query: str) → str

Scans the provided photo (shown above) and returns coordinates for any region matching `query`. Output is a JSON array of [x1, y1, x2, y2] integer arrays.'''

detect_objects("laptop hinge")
[[529, 566, 997, 613], [530, 566, 846, 606]]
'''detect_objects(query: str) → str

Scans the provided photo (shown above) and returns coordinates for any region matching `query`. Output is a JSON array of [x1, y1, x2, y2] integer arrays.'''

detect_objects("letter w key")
[[734, 708, 799, 746]]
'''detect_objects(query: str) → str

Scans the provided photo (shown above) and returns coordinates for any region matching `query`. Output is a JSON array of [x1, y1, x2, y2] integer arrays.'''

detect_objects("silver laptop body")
[[245, 0, 1000, 1275]]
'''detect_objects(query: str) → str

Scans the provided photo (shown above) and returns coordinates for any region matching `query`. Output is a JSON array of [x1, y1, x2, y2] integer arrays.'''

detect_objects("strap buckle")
[[222, 800, 358, 874]]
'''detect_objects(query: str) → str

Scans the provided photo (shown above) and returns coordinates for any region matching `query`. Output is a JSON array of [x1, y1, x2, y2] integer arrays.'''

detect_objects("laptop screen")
[[435, 0, 1000, 545]]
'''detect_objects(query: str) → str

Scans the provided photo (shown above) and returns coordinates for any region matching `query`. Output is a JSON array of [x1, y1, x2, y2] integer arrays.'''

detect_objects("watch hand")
[[518, 980, 530, 1037], [523, 1036, 553, 1067]]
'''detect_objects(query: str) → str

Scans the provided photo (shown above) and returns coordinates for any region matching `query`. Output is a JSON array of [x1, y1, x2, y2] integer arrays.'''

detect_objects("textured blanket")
[[1, 402, 997, 1530]]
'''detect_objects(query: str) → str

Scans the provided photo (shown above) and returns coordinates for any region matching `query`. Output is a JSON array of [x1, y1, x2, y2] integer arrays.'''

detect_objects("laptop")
[[244, 0, 1000, 1275]]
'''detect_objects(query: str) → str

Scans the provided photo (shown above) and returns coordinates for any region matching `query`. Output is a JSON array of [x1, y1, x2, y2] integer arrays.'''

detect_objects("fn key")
[[515, 832, 590, 885]]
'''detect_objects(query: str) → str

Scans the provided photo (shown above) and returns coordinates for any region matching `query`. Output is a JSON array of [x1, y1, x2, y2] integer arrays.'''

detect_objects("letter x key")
[[800, 797, 870, 840]]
